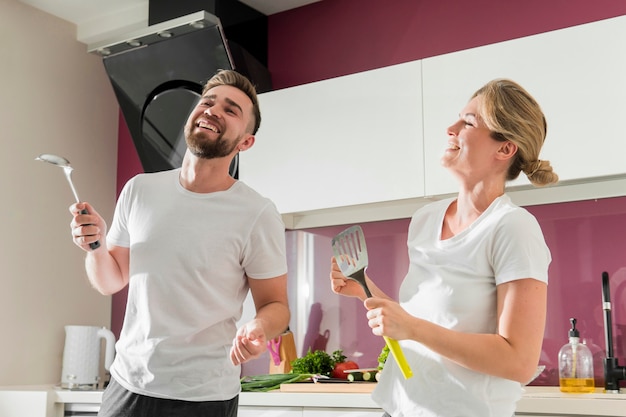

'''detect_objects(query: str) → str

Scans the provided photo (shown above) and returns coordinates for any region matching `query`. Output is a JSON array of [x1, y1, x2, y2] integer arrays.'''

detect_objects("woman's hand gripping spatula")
[[331, 225, 413, 379]]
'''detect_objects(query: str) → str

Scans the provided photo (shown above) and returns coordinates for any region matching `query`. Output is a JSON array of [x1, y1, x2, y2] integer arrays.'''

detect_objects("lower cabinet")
[[303, 408, 383, 417], [516, 415, 625, 417], [239, 406, 384, 417], [64, 402, 99, 416], [238, 406, 302, 417], [516, 415, 565, 417], [0, 390, 63, 417]]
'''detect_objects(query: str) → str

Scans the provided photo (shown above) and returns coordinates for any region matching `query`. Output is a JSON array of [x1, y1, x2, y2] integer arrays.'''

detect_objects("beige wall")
[[0, 0, 118, 385]]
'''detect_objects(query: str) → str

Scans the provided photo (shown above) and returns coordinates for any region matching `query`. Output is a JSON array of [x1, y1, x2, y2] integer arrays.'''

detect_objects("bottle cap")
[[568, 317, 579, 337]]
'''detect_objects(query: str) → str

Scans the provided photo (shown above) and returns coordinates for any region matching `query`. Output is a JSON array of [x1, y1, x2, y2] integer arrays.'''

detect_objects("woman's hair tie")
[[527, 160, 542, 178]]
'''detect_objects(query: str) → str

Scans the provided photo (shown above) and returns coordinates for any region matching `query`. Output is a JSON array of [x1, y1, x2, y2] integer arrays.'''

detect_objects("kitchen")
[[2, 0, 626, 416]]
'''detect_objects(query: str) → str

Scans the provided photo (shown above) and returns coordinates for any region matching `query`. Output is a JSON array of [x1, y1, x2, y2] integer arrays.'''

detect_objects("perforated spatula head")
[[331, 225, 371, 297], [331, 225, 414, 380]]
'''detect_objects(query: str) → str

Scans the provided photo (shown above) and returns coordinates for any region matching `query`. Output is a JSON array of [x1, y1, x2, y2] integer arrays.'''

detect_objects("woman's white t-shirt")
[[372, 195, 550, 417]]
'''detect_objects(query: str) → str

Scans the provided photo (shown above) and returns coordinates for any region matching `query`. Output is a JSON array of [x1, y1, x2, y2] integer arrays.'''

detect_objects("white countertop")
[[2, 385, 626, 416], [53, 385, 626, 414], [516, 387, 626, 416], [48, 386, 379, 408]]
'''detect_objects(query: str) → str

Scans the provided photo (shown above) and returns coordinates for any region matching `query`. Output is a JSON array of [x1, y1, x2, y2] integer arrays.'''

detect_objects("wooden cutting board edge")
[[279, 382, 376, 393]]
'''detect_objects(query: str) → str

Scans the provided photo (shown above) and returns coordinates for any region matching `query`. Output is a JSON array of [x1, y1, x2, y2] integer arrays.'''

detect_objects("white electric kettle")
[[61, 325, 116, 390]]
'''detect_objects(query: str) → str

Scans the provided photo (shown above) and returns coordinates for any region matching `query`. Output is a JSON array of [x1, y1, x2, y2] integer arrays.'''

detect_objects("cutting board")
[[279, 382, 376, 393]]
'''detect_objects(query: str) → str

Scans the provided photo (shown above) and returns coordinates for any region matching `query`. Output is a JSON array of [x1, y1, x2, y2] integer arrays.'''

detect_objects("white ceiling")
[[19, 0, 320, 46]]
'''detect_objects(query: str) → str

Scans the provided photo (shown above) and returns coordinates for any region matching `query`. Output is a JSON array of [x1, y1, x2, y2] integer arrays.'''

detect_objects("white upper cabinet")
[[422, 15, 626, 197], [240, 16, 626, 228], [239, 61, 424, 216]]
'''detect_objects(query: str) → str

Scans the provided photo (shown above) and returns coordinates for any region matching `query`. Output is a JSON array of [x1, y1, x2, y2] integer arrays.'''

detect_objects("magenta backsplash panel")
[[527, 197, 626, 386], [298, 197, 626, 387]]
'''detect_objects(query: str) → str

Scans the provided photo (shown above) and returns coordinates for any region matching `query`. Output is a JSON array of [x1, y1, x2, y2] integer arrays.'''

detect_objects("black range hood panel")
[[92, 11, 270, 175]]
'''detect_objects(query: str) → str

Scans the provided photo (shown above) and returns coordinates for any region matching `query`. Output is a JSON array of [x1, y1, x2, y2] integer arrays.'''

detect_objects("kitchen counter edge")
[[1, 385, 626, 415]]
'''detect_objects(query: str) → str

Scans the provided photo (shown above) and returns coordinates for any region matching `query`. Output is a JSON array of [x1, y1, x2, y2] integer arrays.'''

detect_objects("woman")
[[330, 79, 558, 417]]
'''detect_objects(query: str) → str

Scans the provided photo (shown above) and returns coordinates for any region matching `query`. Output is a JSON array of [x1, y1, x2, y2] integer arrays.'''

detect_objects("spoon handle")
[[80, 209, 101, 250]]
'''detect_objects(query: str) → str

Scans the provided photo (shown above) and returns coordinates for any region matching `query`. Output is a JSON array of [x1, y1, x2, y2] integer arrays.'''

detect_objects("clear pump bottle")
[[558, 318, 595, 393]]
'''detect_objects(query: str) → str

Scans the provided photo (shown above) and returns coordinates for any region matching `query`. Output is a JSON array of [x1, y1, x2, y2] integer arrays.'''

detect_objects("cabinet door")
[[0, 390, 61, 417], [515, 415, 563, 417], [303, 408, 383, 417], [240, 61, 424, 215], [515, 415, 598, 417], [422, 15, 626, 197], [238, 406, 302, 417]]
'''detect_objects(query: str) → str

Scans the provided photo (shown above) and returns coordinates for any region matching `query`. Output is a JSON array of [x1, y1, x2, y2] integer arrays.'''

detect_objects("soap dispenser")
[[558, 318, 595, 393]]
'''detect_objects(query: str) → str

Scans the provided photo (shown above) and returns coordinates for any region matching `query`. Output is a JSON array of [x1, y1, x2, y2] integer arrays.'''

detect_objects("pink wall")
[[114, 0, 626, 385], [267, 0, 626, 89]]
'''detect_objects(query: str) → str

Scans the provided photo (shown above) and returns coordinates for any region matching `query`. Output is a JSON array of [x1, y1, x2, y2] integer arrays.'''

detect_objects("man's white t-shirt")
[[107, 169, 287, 401]]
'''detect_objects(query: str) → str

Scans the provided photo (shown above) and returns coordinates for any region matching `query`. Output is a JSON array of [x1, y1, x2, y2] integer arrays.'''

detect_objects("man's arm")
[[85, 244, 129, 295], [70, 202, 130, 295], [230, 274, 290, 365]]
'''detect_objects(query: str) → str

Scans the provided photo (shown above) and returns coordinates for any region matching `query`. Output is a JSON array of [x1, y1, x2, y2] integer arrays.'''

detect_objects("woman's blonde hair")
[[472, 79, 558, 187]]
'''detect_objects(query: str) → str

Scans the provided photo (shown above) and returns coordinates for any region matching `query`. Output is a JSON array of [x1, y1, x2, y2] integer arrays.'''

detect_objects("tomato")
[[332, 360, 359, 379]]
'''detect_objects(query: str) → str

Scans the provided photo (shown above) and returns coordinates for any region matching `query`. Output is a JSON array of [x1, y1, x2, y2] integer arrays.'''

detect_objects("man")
[[70, 70, 290, 417]]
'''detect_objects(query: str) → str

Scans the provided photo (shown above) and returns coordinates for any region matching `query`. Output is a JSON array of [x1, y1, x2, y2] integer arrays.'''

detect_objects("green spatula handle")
[[383, 336, 413, 379], [357, 277, 412, 378]]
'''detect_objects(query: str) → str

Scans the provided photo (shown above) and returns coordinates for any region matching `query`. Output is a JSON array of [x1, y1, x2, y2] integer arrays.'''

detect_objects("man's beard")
[[186, 131, 240, 160]]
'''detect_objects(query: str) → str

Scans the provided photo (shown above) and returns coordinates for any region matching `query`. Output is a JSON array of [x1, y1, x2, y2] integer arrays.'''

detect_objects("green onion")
[[240, 373, 315, 392]]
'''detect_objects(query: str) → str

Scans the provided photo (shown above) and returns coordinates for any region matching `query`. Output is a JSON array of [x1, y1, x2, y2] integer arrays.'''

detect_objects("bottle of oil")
[[558, 318, 595, 393]]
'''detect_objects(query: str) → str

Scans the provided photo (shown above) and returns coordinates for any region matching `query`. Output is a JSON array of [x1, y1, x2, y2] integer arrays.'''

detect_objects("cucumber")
[[347, 372, 362, 382], [347, 369, 379, 382]]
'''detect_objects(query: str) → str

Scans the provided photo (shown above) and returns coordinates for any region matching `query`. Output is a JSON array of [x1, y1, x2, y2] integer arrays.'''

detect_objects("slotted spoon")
[[331, 225, 413, 379], [35, 153, 100, 250]]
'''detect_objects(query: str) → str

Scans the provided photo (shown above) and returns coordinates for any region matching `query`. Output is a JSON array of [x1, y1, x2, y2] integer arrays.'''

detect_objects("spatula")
[[331, 225, 413, 379]]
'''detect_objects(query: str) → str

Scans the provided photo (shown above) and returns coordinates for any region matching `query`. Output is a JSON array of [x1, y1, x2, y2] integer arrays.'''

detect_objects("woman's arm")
[[329, 257, 394, 301], [365, 278, 547, 383]]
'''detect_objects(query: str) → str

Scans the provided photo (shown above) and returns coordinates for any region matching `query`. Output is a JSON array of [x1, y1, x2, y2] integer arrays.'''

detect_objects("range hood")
[[87, 11, 229, 59], [89, 7, 271, 176]]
